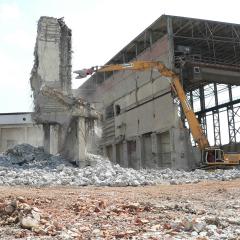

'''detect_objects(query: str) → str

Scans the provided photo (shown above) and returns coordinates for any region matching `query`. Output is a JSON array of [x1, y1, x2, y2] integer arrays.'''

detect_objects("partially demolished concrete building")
[[78, 15, 240, 169], [30, 17, 99, 166], [2, 15, 240, 170]]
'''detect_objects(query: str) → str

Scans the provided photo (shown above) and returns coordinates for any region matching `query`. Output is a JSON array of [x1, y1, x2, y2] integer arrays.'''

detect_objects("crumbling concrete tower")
[[30, 17, 72, 112], [30, 17, 98, 166]]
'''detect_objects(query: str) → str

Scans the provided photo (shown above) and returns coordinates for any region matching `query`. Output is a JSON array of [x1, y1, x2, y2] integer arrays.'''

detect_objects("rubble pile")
[[0, 144, 240, 187], [2, 144, 72, 168]]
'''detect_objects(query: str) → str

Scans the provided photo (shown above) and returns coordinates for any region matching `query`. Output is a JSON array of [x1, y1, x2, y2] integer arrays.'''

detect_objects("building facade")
[[78, 15, 240, 170]]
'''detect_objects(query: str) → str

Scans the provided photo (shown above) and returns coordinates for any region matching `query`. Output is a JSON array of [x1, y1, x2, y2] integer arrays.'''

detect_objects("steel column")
[[227, 85, 236, 143], [199, 86, 207, 136], [212, 83, 221, 146]]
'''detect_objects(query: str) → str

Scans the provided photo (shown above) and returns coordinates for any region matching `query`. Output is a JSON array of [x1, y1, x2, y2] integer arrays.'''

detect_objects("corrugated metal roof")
[[78, 14, 240, 92]]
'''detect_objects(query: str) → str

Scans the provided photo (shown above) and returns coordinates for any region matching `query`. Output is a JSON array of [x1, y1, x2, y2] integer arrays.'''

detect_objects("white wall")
[[0, 124, 43, 152], [37, 18, 60, 83], [0, 113, 32, 125]]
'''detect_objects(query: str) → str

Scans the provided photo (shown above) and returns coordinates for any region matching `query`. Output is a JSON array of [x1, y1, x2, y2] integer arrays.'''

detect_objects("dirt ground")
[[0, 180, 240, 239]]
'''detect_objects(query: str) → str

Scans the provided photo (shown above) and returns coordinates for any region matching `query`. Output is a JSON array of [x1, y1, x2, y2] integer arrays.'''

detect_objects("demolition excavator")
[[74, 61, 240, 169]]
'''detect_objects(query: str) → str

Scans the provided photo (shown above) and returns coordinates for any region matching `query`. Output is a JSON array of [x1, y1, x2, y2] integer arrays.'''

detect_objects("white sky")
[[1, 0, 240, 113]]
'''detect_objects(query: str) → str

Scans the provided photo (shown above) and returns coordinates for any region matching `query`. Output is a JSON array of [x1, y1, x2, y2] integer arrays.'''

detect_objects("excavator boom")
[[98, 61, 209, 149], [75, 60, 240, 168], [170, 77, 210, 149]]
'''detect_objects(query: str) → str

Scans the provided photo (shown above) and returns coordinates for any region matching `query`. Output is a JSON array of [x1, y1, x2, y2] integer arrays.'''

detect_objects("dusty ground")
[[0, 180, 240, 239]]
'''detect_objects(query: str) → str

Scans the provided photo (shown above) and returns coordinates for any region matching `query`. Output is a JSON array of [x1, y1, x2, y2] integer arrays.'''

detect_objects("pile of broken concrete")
[[2, 144, 72, 168], [0, 144, 240, 187]]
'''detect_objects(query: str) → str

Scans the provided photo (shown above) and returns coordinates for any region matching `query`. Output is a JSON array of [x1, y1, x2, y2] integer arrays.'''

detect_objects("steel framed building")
[[78, 15, 240, 169]]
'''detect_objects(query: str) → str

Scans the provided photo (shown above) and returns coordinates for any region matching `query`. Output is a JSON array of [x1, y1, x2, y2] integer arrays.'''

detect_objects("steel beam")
[[199, 86, 207, 136]]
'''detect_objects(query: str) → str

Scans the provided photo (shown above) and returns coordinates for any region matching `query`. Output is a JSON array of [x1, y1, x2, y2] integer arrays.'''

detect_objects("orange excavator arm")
[[75, 60, 209, 150]]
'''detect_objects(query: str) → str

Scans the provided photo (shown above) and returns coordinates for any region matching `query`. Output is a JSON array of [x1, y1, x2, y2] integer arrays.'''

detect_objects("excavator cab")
[[202, 148, 240, 169], [203, 148, 224, 164]]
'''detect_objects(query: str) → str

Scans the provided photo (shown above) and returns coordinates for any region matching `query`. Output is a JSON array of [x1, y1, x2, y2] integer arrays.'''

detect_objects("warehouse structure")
[[78, 15, 240, 169], [0, 112, 43, 152]]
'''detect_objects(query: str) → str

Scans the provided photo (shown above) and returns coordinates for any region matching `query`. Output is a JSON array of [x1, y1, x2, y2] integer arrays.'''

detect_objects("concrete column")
[[169, 128, 176, 168], [76, 117, 86, 167], [49, 124, 59, 155], [151, 133, 158, 167], [151, 133, 157, 154], [167, 16, 174, 69], [136, 136, 143, 169], [170, 127, 198, 170], [43, 124, 50, 153], [103, 145, 107, 157], [24, 127, 28, 143], [122, 141, 128, 168], [112, 144, 117, 164]]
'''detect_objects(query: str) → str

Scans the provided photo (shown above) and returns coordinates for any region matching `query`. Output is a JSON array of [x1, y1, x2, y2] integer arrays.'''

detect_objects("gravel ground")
[[0, 144, 240, 239], [0, 181, 240, 239]]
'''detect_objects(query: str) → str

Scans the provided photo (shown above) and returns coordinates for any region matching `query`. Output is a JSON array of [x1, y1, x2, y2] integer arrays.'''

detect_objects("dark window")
[[105, 104, 114, 119], [194, 66, 200, 74], [115, 104, 121, 116]]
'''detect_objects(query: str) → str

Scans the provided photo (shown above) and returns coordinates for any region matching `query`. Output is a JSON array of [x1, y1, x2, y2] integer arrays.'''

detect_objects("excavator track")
[[198, 164, 240, 170]]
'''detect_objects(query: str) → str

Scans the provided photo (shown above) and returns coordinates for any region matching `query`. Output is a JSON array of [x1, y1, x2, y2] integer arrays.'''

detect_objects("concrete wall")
[[79, 35, 197, 170], [30, 16, 73, 156], [87, 35, 170, 107], [29, 16, 99, 165], [30, 17, 72, 97], [156, 131, 171, 168], [0, 124, 43, 153], [30, 17, 73, 125], [0, 113, 32, 125], [0, 113, 43, 152]]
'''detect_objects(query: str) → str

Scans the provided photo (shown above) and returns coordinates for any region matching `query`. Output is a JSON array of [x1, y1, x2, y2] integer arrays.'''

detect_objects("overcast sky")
[[1, 0, 240, 113]]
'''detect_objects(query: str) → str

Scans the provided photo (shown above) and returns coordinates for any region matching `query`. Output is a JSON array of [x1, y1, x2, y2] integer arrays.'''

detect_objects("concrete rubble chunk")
[[20, 216, 39, 229], [0, 197, 64, 237]]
